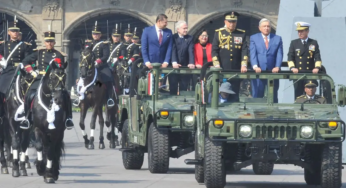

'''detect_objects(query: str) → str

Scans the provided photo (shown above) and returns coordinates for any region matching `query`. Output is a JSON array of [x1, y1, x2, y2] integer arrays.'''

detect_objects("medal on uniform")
[[309, 45, 315, 51], [234, 37, 242, 44], [296, 49, 300, 56]]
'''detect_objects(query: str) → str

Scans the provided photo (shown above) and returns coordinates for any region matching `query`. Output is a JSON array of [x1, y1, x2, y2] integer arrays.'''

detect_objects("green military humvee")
[[119, 63, 201, 173], [185, 63, 346, 188]]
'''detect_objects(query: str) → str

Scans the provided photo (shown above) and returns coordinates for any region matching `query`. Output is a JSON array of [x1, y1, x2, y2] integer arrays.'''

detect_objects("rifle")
[[107, 20, 109, 41]]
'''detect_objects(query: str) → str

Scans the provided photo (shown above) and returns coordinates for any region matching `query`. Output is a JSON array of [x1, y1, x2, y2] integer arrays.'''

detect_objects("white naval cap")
[[295, 21, 311, 31]]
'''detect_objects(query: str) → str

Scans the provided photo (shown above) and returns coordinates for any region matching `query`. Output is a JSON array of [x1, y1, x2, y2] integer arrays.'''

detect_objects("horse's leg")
[[24, 148, 31, 169], [88, 105, 98, 150], [51, 139, 63, 182], [79, 102, 89, 149], [9, 119, 20, 177], [19, 129, 30, 176], [34, 127, 45, 176], [97, 106, 105, 149], [44, 141, 55, 183], [0, 138, 8, 174]]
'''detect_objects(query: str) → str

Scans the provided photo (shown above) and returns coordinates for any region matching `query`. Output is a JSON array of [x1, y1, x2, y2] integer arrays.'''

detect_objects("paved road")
[[1, 112, 346, 188]]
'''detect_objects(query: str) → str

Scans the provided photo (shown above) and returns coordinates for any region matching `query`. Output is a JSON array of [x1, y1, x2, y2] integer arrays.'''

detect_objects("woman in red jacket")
[[194, 29, 212, 69]]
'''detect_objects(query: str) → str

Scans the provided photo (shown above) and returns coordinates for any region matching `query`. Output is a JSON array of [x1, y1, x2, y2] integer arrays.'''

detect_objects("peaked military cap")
[[44, 31, 55, 42], [295, 21, 311, 31], [224, 12, 239, 21], [92, 21, 101, 34], [124, 24, 133, 36], [305, 80, 318, 88], [8, 15, 19, 31]]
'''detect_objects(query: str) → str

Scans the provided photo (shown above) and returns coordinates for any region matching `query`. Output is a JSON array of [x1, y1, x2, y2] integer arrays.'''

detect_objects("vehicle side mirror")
[[337, 85, 346, 107]]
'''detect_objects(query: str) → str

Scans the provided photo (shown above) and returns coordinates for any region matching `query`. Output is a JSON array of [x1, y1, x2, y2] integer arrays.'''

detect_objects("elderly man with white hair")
[[249, 18, 283, 103], [169, 20, 195, 95]]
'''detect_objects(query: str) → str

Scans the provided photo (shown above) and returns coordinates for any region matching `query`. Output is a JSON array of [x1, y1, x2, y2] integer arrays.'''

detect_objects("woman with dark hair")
[[194, 29, 212, 69]]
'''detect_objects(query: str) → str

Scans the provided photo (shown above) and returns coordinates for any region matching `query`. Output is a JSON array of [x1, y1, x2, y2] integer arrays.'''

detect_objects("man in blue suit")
[[249, 18, 283, 103], [141, 14, 173, 69]]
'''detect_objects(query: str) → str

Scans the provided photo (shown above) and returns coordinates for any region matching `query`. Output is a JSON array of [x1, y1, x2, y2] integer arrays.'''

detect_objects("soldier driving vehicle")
[[287, 22, 322, 99], [0, 16, 32, 128], [186, 62, 344, 188], [20, 27, 74, 130], [211, 12, 248, 101], [295, 80, 326, 104]]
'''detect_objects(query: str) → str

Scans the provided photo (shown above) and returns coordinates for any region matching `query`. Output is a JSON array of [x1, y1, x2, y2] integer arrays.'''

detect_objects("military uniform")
[[288, 22, 322, 98], [122, 26, 140, 64], [108, 24, 125, 67], [20, 30, 74, 129], [294, 95, 326, 104], [211, 12, 248, 101]]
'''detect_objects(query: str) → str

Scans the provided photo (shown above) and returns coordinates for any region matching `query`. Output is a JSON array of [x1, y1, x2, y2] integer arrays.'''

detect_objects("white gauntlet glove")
[[30, 70, 38, 78], [0, 57, 7, 69], [128, 59, 133, 65], [113, 58, 118, 64]]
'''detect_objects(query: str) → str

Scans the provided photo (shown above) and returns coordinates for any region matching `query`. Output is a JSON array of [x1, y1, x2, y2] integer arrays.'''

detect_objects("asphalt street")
[[1, 112, 346, 188]]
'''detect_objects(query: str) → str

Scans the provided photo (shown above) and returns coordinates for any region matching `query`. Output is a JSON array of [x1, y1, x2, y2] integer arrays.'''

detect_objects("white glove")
[[30, 71, 38, 78], [94, 61, 98, 66], [113, 58, 118, 64], [128, 59, 133, 65], [0, 58, 7, 69]]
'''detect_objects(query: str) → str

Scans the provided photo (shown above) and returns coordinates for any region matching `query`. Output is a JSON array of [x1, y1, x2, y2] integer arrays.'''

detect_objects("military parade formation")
[[0, 10, 343, 188]]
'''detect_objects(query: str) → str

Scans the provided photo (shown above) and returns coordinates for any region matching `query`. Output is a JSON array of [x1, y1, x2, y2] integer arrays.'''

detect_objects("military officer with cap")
[[212, 11, 249, 101], [131, 30, 141, 58], [288, 21, 322, 98], [0, 16, 32, 126], [294, 80, 326, 104], [123, 25, 141, 66], [108, 23, 126, 67], [20, 26, 74, 130], [82, 21, 115, 108]]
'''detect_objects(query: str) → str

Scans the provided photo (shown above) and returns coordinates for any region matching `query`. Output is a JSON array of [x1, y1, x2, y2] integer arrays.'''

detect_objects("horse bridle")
[[41, 70, 66, 98], [80, 51, 95, 77]]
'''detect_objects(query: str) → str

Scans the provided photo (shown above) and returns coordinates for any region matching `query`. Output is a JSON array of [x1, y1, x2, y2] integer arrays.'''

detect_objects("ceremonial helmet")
[[8, 15, 20, 32], [44, 25, 55, 42]]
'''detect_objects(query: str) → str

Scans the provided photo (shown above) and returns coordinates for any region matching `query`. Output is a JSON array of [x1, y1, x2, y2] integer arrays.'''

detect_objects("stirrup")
[[20, 119, 31, 130], [72, 99, 80, 107], [107, 99, 115, 107], [65, 118, 74, 130]]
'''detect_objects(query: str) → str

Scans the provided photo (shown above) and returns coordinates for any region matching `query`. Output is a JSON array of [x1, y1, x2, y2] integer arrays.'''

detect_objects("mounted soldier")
[[108, 23, 125, 68], [74, 21, 115, 108], [0, 16, 32, 128], [19, 26, 74, 130], [122, 25, 140, 66]]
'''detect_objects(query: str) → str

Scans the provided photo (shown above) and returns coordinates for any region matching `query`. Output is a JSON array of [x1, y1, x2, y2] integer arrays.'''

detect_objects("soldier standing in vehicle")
[[287, 22, 322, 98], [0, 17, 33, 129], [20, 28, 74, 130], [212, 11, 249, 101], [294, 80, 326, 104]]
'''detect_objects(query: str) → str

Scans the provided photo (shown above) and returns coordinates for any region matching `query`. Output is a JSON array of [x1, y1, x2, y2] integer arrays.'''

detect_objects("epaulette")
[[33, 47, 45, 51], [85, 39, 92, 42], [54, 49, 67, 57], [24, 42, 32, 45], [236, 28, 246, 32], [297, 95, 306, 99], [103, 41, 109, 44], [315, 95, 324, 99], [215, 28, 225, 32], [136, 43, 141, 46]]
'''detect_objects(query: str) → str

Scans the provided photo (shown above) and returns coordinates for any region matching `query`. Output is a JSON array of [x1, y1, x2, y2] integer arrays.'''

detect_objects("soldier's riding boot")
[[64, 92, 74, 130], [105, 82, 115, 108], [19, 90, 35, 129]]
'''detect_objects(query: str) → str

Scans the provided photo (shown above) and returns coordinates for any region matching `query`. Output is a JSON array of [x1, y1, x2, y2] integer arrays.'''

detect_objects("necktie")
[[159, 30, 163, 45], [303, 40, 307, 46], [265, 36, 269, 49]]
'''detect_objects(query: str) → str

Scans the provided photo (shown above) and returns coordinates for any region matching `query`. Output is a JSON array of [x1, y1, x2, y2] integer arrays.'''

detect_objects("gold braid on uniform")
[[315, 61, 322, 68], [288, 61, 295, 69], [241, 56, 248, 67]]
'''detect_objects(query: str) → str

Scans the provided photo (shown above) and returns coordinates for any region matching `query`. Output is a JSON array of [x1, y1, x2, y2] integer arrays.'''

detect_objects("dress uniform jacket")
[[0, 40, 32, 94], [287, 38, 322, 70], [294, 94, 326, 104], [109, 41, 125, 64], [85, 40, 112, 82], [22, 48, 66, 90], [211, 27, 248, 70], [123, 42, 140, 61]]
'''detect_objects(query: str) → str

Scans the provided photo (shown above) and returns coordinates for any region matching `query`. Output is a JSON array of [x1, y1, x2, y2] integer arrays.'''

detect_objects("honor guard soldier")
[[122, 25, 140, 65], [211, 12, 249, 100], [294, 80, 326, 104], [288, 22, 322, 98], [0, 16, 32, 124], [108, 23, 125, 67], [82, 21, 114, 107], [131, 29, 141, 58], [20, 27, 74, 130]]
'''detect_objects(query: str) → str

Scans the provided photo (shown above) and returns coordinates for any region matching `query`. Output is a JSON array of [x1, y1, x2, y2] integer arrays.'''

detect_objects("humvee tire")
[[304, 145, 321, 185], [148, 123, 170, 173], [204, 135, 226, 188], [195, 134, 204, 183], [122, 120, 144, 169], [252, 162, 274, 175], [321, 143, 342, 188]]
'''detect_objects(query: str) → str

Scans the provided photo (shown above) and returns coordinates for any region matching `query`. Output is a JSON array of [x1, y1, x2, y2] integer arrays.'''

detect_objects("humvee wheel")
[[304, 145, 321, 185], [122, 120, 144, 169], [321, 143, 342, 188], [148, 123, 170, 173], [195, 134, 204, 183], [204, 135, 226, 188], [252, 162, 274, 175]]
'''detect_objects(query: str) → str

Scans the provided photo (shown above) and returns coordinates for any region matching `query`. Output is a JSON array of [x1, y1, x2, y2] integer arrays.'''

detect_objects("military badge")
[[234, 37, 242, 44], [309, 45, 315, 51]]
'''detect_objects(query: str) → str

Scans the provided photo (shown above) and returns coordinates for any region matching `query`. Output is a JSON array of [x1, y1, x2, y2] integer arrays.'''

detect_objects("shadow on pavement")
[[225, 182, 322, 188], [167, 168, 195, 174], [60, 180, 144, 184], [228, 169, 304, 175], [61, 173, 101, 177], [63, 165, 106, 169]]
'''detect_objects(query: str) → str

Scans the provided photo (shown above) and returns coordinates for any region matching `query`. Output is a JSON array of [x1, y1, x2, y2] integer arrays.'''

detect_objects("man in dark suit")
[[169, 20, 195, 95], [250, 18, 283, 103], [141, 14, 173, 69], [287, 22, 322, 98]]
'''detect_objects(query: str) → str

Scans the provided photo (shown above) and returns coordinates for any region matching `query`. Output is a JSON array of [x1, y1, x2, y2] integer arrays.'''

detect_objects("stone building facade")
[[0, 0, 280, 88]]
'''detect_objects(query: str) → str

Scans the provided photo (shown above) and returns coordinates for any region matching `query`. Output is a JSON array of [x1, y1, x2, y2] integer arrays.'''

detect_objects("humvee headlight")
[[328, 121, 338, 129], [213, 120, 224, 128], [239, 125, 252, 138], [184, 115, 194, 127], [301, 126, 314, 138], [160, 111, 169, 118]]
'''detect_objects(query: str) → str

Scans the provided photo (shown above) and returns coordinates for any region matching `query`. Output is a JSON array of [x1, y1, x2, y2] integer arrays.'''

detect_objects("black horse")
[[77, 46, 118, 149], [114, 59, 131, 95], [32, 61, 68, 183], [5, 66, 35, 177]]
